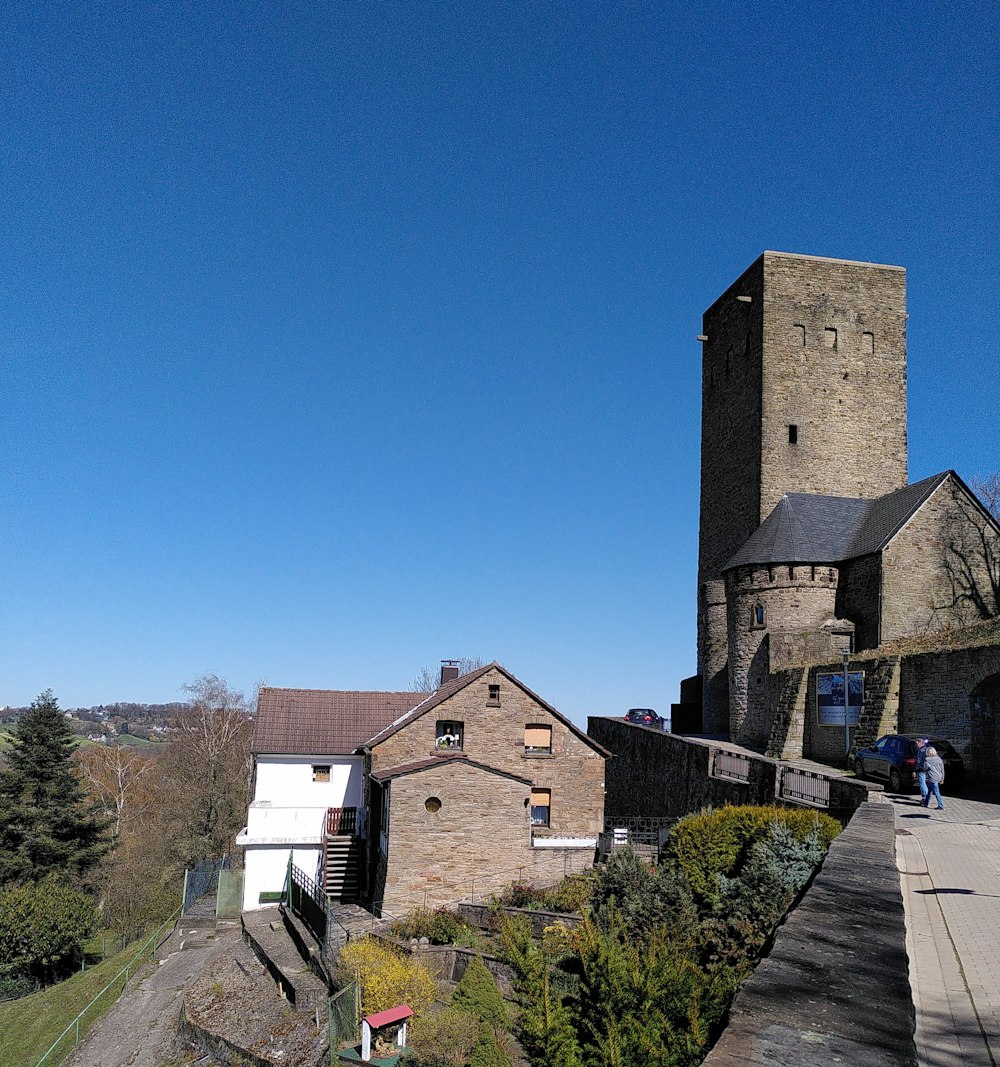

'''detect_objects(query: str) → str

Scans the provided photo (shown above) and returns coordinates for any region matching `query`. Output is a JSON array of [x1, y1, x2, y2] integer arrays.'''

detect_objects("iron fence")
[[289, 862, 328, 944], [780, 767, 831, 807], [712, 749, 752, 782]]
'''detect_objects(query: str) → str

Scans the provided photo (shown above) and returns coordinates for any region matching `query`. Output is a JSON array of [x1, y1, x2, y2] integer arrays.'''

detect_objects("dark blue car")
[[854, 733, 965, 793]]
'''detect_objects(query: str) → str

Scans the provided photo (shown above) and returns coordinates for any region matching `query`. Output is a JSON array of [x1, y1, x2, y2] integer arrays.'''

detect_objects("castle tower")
[[697, 252, 908, 732]]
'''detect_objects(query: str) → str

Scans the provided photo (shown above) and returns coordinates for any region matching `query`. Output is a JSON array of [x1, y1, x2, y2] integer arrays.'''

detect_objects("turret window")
[[751, 603, 766, 629]]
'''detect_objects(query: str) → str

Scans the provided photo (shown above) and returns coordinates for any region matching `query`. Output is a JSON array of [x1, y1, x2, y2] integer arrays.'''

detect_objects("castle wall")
[[726, 563, 839, 748], [836, 553, 882, 650], [759, 253, 908, 518], [697, 252, 908, 730], [882, 476, 1000, 642]]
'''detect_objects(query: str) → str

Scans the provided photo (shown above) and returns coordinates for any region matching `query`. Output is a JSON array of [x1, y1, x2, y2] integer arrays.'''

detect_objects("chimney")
[[439, 660, 460, 687]]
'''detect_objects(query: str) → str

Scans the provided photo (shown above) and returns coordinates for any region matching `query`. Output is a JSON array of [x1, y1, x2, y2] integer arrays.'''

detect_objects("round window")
[[425, 797, 442, 813]]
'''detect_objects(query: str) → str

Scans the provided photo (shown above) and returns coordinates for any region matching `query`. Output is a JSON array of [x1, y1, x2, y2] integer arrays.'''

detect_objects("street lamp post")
[[842, 650, 852, 768]]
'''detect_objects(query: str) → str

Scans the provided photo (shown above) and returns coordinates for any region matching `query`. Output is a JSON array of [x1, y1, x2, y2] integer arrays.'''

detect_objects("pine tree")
[[0, 690, 107, 885]]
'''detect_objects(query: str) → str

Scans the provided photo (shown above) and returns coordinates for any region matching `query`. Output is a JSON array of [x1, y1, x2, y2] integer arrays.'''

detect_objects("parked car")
[[854, 733, 965, 793], [624, 708, 665, 730]]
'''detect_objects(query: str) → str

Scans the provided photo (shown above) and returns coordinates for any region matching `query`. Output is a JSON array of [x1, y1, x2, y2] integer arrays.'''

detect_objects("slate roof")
[[722, 472, 951, 572], [252, 687, 421, 755], [370, 752, 533, 785]]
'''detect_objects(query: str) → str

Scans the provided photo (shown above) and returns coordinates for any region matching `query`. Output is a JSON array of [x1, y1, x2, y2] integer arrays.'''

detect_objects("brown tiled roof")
[[252, 687, 422, 755], [371, 752, 532, 785]]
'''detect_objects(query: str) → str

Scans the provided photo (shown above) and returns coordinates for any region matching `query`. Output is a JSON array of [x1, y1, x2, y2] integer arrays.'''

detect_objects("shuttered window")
[[530, 788, 551, 827], [524, 725, 552, 753]]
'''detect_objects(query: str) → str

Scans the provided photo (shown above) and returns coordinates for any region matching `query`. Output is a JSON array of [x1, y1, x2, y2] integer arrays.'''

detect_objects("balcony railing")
[[326, 806, 358, 836]]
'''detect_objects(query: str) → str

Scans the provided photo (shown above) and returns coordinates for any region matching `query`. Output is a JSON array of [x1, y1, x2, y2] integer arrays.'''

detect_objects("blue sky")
[[2, 1, 997, 725]]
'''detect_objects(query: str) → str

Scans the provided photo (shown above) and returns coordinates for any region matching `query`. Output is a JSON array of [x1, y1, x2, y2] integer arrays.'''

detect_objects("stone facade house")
[[238, 662, 607, 913]]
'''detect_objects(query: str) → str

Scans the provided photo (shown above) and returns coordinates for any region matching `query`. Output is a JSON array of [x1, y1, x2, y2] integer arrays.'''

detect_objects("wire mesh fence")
[[327, 979, 359, 1060], [181, 857, 229, 915], [216, 869, 244, 918]]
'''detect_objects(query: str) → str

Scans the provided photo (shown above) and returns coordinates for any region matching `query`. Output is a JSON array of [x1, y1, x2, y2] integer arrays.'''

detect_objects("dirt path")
[[60, 920, 241, 1067]]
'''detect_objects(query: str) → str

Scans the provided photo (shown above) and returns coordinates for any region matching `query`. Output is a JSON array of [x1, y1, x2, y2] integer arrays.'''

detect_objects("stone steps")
[[242, 910, 329, 1013]]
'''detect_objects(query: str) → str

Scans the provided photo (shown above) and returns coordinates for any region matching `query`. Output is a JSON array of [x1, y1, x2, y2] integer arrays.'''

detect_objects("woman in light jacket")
[[922, 747, 946, 812]]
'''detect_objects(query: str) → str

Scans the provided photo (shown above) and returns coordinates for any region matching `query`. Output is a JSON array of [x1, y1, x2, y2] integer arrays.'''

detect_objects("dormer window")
[[435, 721, 464, 750]]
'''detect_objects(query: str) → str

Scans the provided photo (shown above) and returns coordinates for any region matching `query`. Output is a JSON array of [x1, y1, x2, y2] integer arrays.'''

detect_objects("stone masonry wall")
[[381, 761, 533, 915], [371, 667, 606, 838], [704, 802, 916, 1067], [836, 552, 882, 651], [759, 252, 908, 519], [726, 563, 839, 746], [882, 475, 999, 642]]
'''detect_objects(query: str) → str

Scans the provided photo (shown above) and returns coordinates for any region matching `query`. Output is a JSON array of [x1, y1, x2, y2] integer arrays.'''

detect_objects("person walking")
[[915, 737, 930, 804], [921, 746, 946, 811]]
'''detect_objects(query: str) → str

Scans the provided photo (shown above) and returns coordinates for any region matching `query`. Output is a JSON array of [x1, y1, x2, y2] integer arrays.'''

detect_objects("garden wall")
[[704, 800, 915, 1067]]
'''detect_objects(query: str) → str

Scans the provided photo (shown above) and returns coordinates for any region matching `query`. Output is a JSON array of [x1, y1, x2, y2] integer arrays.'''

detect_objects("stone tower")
[[697, 252, 908, 732]]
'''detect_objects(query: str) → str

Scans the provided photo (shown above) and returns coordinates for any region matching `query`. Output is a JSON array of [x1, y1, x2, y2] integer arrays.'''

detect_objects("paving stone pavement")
[[891, 788, 1000, 1067]]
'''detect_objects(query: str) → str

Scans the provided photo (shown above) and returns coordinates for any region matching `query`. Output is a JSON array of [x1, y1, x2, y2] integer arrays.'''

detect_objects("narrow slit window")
[[788, 424, 798, 444], [752, 603, 766, 627]]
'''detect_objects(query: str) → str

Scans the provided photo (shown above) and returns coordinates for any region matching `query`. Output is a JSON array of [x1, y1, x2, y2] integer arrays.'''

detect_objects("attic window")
[[312, 765, 331, 783], [524, 724, 552, 755], [435, 721, 464, 750], [487, 684, 501, 706], [788, 424, 798, 444]]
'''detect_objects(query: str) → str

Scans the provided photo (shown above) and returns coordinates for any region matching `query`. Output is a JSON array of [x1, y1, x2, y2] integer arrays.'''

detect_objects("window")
[[424, 796, 441, 813], [788, 424, 798, 444], [530, 789, 551, 827], [435, 721, 464, 750], [752, 603, 766, 628], [862, 331, 875, 354], [524, 724, 552, 754], [824, 327, 838, 349], [312, 765, 331, 783], [793, 324, 806, 346], [487, 684, 500, 705]]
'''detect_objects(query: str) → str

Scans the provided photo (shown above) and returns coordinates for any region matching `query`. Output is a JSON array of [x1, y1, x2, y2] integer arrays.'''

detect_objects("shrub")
[[334, 937, 438, 1017], [453, 955, 509, 1030], [663, 805, 840, 905], [388, 908, 483, 948], [403, 1006, 482, 1066], [490, 873, 594, 914]]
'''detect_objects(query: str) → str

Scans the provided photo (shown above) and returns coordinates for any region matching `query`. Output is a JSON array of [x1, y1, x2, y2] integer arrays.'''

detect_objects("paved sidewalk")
[[891, 789, 1000, 1067]]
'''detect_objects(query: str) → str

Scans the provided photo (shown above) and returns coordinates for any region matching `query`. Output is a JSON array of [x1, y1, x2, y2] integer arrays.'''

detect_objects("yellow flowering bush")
[[335, 936, 438, 1017]]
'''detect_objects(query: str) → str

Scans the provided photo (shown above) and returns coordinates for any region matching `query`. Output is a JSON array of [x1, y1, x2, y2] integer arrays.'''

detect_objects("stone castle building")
[[685, 251, 999, 749]]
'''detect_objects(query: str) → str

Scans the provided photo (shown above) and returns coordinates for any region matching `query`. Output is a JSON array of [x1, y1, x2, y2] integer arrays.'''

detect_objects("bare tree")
[[75, 745, 161, 844], [409, 657, 493, 693], [942, 474, 1000, 623], [159, 675, 254, 868]]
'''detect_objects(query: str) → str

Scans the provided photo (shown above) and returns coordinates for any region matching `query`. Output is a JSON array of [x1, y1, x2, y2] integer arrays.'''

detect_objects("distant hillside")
[[0, 701, 187, 744]]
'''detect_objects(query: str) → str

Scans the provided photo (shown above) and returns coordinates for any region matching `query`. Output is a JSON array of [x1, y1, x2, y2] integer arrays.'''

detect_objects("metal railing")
[[780, 767, 831, 807], [712, 749, 752, 782], [35, 906, 182, 1067], [288, 861, 329, 944]]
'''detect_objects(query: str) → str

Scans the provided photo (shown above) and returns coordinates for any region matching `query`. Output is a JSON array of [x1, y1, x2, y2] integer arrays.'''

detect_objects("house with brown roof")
[[238, 662, 608, 914]]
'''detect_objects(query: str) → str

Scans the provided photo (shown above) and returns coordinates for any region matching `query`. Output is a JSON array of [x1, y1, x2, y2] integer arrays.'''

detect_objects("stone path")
[[891, 789, 1000, 1067]]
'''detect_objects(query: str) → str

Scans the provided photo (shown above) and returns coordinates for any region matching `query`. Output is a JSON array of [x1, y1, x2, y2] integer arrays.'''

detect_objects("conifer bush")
[[663, 804, 840, 905]]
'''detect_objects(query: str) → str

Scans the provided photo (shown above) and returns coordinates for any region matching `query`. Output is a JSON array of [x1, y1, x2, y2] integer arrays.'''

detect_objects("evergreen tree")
[[0, 690, 107, 885], [453, 955, 513, 1067]]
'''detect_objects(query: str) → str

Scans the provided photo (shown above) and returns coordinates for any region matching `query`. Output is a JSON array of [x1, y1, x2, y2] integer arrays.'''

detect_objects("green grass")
[[0, 935, 149, 1067], [0, 727, 16, 750]]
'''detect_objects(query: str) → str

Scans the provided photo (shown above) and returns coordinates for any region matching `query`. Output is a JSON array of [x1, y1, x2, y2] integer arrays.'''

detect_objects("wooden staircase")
[[322, 807, 364, 904]]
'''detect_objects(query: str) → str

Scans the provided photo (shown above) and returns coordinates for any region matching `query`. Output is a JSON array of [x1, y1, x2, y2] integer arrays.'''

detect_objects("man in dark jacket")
[[915, 737, 930, 804]]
